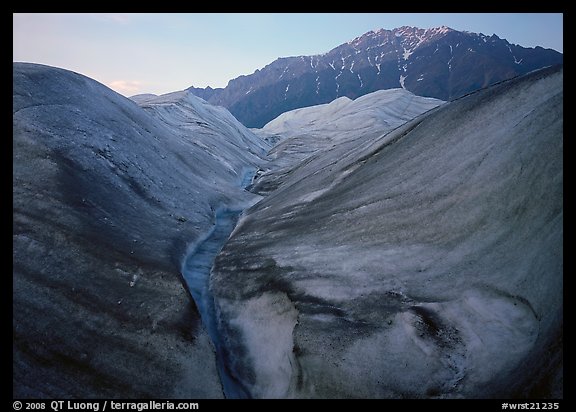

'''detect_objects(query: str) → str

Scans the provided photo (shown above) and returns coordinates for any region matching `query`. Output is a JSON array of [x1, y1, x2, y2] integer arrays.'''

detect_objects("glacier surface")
[[211, 66, 563, 398], [12, 61, 562, 399], [12, 62, 266, 398]]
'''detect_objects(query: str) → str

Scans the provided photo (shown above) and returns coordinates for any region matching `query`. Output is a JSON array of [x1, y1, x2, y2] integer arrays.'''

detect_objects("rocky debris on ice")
[[13, 63, 266, 397], [211, 65, 563, 398]]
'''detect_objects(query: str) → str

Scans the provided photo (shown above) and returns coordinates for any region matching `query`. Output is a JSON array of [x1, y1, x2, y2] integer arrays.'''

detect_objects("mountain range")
[[183, 26, 563, 128]]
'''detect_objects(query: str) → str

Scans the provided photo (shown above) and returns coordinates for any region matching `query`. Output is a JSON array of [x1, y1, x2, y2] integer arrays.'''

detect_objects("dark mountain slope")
[[189, 26, 562, 128]]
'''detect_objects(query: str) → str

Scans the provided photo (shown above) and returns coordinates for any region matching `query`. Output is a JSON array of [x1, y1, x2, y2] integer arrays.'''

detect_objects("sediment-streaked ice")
[[211, 66, 563, 398]]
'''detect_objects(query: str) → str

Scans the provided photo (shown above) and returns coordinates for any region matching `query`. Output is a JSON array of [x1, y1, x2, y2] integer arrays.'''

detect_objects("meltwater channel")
[[181, 170, 256, 398]]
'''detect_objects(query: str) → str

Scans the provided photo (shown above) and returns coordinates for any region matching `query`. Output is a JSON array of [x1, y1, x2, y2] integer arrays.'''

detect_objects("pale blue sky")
[[13, 13, 563, 96]]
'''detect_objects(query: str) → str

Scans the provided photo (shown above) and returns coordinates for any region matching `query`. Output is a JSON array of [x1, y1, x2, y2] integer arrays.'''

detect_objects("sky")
[[13, 13, 563, 97]]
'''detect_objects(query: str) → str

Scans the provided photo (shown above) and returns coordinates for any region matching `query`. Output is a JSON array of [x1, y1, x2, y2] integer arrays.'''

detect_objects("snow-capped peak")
[[347, 26, 455, 51], [186, 25, 562, 128]]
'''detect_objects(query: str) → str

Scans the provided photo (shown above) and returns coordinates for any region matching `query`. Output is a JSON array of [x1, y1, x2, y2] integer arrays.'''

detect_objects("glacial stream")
[[181, 170, 256, 398]]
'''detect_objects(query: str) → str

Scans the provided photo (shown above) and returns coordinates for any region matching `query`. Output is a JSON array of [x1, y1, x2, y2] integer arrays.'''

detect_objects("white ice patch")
[[296, 166, 359, 204], [129, 269, 142, 287], [219, 293, 299, 398], [403, 47, 413, 60], [298, 188, 330, 203], [507, 44, 523, 64], [433, 289, 539, 388], [278, 66, 289, 80], [448, 55, 454, 71], [400, 75, 407, 89], [335, 70, 344, 95]]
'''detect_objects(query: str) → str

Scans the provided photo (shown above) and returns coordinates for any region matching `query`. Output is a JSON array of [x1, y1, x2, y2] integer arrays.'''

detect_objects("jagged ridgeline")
[[185, 26, 562, 128]]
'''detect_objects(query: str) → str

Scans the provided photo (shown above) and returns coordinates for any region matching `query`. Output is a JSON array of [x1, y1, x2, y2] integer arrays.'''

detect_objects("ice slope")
[[134, 90, 268, 183], [210, 65, 563, 398], [262, 88, 442, 138], [251, 89, 443, 195], [12, 63, 266, 397], [130, 93, 158, 103]]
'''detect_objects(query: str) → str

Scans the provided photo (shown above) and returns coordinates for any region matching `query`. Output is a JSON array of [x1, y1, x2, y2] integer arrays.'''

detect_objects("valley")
[[13, 61, 562, 399]]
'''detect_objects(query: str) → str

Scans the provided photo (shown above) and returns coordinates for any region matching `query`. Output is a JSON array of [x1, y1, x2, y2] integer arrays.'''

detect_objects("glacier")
[[210, 65, 563, 398], [13, 61, 562, 399], [12, 62, 267, 398], [251, 89, 443, 195]]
